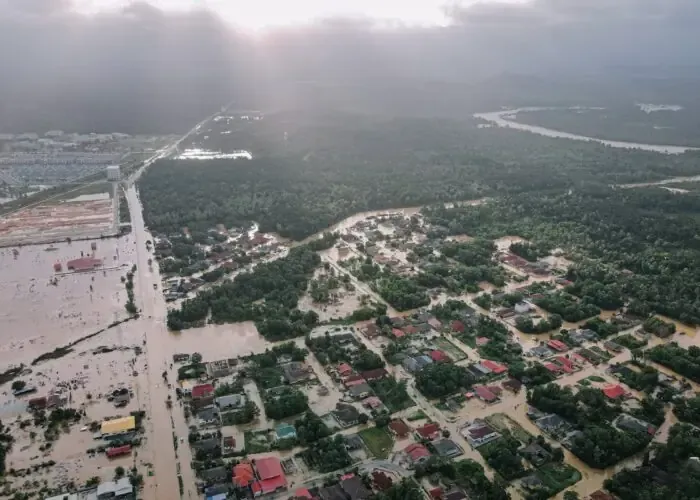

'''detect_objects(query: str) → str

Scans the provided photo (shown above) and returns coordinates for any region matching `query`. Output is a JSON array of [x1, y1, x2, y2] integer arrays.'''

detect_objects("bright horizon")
[[73, 0, 528, 30]]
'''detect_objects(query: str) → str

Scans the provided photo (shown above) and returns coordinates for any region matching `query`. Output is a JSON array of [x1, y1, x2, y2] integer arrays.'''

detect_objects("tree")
[[11, 380, 26, 392], [191, 352, 203, 365], [115, 466, 125, 479], [358, 414, 369, 425], [563, 492, 579, 500]]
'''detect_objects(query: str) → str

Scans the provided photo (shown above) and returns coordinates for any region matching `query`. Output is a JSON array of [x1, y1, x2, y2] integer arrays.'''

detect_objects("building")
[[340, 475, 372, 500], [66, 257, 103, 272], [283, 362, 314, 384], [547, 340, 569, 352], [450, 320, 465, 333], [603, 384, 626, 400], [215, 394, 246, 410], [192, 384, 215, 399], [361, 368, 389, 381], [362, 396, 383, 410], [502, 379, 523, 393], [201, 466, 230, 484], [432, 439, 463, 458], [404, 443, 431, 466], [415, 422, 441, 441], [349, 383, 372, 399], [333, 403, 360, 427], [197, 406, 220, 425], [45, 494, 78, 500], [101, 416, 136, 436], [430, 350, 450, 363], [106, 444, 132, 458], [461, 420, 500, 448], [337, 363, 353, 377], [403, 356, 433, 373], [233, 462, 256, 488], [275, 423, 297, 441], [106, 165, 121, 181], [481, 360, 507, 374], [96, 477, 134, 499], [319, 484, 348, 500], [616, 414, 656, 436], [254, 456, 288, 494], [388, 419, 411, 439], [294, 488, 313, 500], [474, 386, 498, 403], [514, 301, 533, 314]]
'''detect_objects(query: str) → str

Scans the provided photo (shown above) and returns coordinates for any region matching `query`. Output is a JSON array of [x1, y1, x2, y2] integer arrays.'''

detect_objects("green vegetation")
[[673, 395, 700, 426], [166, 246, 320, 334], [374, 274, 431, 311], [515, 314, 563, 334], [605, 423, 700, 500], [262, 387, 309, 420], [647, 343, 700, 383], [221, 401, 259, 425], [294, 412, 331, 445], [534, 292, 600, 323], [613, 334, 647, 350], [643, 317, 676, 338], [415, 363, 474, 399], [478, 433, 527, 480], [359, 427, 394, 459], [406, 410, 427, 421], [369, 377, 414, 413], [298, 435, 352, 473], [372, 478, 425, 500], [124, 266, 137, 315], [466, 315, 523, 365], [414, 457, 510, 500], [424, 187, 700, 326], [509, 242, 549, 262]]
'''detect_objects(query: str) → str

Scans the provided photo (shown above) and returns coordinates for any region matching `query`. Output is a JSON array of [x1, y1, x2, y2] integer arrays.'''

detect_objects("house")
[[192, 438, 220, 453], [588, 491, 616, 500], [433, 439, 463, 458], [361, 324, 380, 339], [519, 442, 552, 467], [604, 340, 624, 353], [534, 414, 568, 433], [461, 420, 500, 448], [521, 475, 545, 492], [430, 350, 450, 363], [428, 318, 442, 330], [388, 419, 411, 439], [570, 329, 599, 343], [362, 396, 383, 410], [474, 386, 498, 403], [429, 487, 443, 500], [215, 394, 246, 410], [361, 369, 389, 382], [554, 361, 574, 374], [603, 384, 626, 400], [197, 406, 220, 425], [337, 363, 353, 377], [502, 379, 523, 393], [404, 443, 431, 465], [344, 375, 367, 387], [481, 360, 507, 375], [529, 345, 554, 358], [444, 491, 467, 500], [391, 328, 406, 339], [333, 403, 360, 427], [403, 355, 434, 373], [101, 416, 136, 437], [294, 488, 313, 500], [416, 422, 441, 441], [470, 363, 492, 377], [616, 414, 656, 436], [450, 320, 465, 333], [106, 445, 132, 459], [96, 478, 134, 499], [555, 356, 575, 371], [341, 476, 372, 500], [283, 362, 313, 384], [191, 395, 216, 411], [344, 433, 365, 451], [275, 423, 297, 441], [543, 362, 562, 374], [201, 466, 229, 484], [254, 456, 288, 494], [403, 325, 418, 335], [372, 471, 394, 491], [223, 436, 236, 452], [349, 383, 372, 399], [192, 384, 215, 399], [205, 484, 231, 499], [318, 484, 348, 500], [233, 462, 255, 488], [514, 301, 533, 314], [547, 339, 568, 352]]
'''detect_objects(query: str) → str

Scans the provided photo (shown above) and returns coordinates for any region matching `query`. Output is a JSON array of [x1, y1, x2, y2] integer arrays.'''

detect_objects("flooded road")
[[474, 108, 697, 154]]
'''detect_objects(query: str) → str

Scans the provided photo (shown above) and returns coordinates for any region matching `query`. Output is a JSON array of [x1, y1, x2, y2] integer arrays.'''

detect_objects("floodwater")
[[0, 236, 137, 367], [474, 108, 697, 154]]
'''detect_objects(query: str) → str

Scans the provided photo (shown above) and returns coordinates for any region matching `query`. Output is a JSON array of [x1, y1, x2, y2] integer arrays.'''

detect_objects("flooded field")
[[0, 235, 137, 367]]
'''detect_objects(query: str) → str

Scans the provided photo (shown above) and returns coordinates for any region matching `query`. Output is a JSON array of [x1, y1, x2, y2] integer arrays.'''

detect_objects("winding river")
[[474, 107, 698, 154]]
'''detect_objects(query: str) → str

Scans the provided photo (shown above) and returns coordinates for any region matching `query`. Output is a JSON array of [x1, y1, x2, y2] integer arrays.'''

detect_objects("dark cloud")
[[0, 0, 698, 133]]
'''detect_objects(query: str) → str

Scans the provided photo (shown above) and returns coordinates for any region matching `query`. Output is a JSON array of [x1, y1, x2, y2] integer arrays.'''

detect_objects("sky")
[[68, 0, 527, 30]]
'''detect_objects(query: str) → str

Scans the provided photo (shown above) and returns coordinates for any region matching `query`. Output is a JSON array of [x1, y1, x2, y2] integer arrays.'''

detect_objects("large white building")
[[106, 165, 120, 182]]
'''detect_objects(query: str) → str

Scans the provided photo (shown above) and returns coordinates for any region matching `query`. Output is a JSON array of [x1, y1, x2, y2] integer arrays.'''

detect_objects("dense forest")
[[424, 187, 700, 326], [138, 111, 700, 241]]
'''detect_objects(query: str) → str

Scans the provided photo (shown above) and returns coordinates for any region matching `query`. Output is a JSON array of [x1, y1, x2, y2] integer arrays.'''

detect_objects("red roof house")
[[474, 386, 498, 403], [392, 328, 406, 338], [404, 443, 431, 463], [450, 320, 465, 333], [388, 419, 411, 438], [294, 488, 313, 499], [254, 456, 287, 493], [430, 350, 450, 363], [556, 356, 574, 370], [337, 363, 353, 376], [361, 368, 389, 381], [476, 337, 490, 346], [362, 396, 383, 409], [429, 487, 444, 500], [106, 445, 131, 458], [403, 325, 418, 335], [233, 462, 255, 487], [191, 383, 214, 399], [416, 422, 441, 440], [481, 360, 507, 374], [603, 384, 626, 400], [547, 340, 568, 352], [372, 471, 394, 491], [543, 362, 561, 374]]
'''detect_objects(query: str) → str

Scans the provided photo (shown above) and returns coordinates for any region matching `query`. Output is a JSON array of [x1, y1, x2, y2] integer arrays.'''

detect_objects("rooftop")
[[101, 415, 135, 435]]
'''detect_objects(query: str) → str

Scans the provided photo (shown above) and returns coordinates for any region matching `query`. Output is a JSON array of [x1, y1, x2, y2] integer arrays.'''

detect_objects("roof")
[[471, 363, 491, 374], [106, 444, 131, 458], [433, 439, 462, 457], [556, 356, 574, 368], [295, 488, 313, 499], [451, 320, 465, 332], [403, 325, 418, 335], [216, 394, 244, 408], [66, 257, 102, 271], [255, 456, 284, 480], [481, 359, 507, 374], [319, 483, 348, 500], [192, 383, 214, 398], [363, 396, 383, 409], [430, 350, 450, 362], [430, 487, 444, 500], [405, 443, 431, 461], [603, 384, 626, 399], [548, 339, 568, 351], [207, 495, 227, 500], [502, 378, 523, 392], [392, 328, 405, 338], [349, 383, 372, 396], [416, 422, 441, 439], [101, 416, 135, 435], [589, 491, 616, 500], [476, 337, 490, 346], [96, 478, 132, 497], [361, 368, 389, 381], [372, 471, 394, 491], [276, 423, 297, 439], [466, 423, 497, 439], [341, 476, 372, 500], [233, 463, 255, 487], [474, 386, 498, 402], [338, 363, 353, 375], [543, 362, 561, 373], [389, 419, 411, 437]]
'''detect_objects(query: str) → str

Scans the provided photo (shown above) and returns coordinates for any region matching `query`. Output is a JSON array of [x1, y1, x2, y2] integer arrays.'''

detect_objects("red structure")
[[106, 445, 132, 458], [416, 422, 441, 440], [66, 257, 102, 272], [254, 456, 287, 493], [191, 384, 214, 399], [481, 360, 507, 374], [53, 262, 62, 272]]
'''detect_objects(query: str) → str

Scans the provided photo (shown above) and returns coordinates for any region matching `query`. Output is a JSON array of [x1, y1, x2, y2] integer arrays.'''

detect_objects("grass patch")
[[587, 375, 606, 383], [243, 430, 271, 454], [485, 413, 533, 444], [359, 427, 394, 459], [407, 410, 427, 421], [535, 463, 581, 494], [434, 337, 468, 362]]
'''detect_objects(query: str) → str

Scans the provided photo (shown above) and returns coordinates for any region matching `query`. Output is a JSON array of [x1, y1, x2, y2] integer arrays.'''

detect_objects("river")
[[474, 108, 698, 154]]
